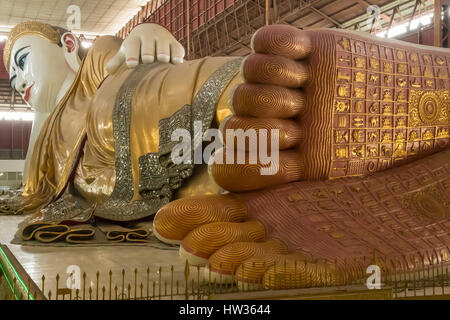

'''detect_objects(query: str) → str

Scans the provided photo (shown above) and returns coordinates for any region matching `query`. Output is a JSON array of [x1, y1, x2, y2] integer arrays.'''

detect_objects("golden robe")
[[23, 35, 243, 222]]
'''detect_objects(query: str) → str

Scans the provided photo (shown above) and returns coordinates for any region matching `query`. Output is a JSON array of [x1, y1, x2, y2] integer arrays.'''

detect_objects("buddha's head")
[[3, 21, 85, 111]]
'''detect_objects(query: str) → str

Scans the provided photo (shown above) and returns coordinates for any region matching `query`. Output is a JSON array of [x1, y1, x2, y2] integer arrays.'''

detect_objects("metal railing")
[[1, 253, 449, 300]]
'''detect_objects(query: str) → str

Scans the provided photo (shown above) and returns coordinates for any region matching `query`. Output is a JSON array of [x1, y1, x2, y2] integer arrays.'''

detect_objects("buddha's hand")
[[106, 23, 185, 74]]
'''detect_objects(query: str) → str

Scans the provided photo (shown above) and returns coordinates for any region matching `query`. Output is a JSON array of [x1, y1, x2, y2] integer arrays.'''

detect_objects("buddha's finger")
[[106, 50, 125, 74], [251, 25, 312, 60], [232, 84, 305, 118], [155, 39, 170, 63], [170, 42, 185, 64], [211, 150, 302, 192], [241, 54, 309, 88], [140, 37, 156, 64], [180, 221, 266, 266], [153, 194, 247, 245], [221, 115, 304, 151], [124, 37, 141, 68]]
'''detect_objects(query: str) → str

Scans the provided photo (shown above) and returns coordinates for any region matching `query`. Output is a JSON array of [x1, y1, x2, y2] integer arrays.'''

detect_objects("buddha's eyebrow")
[[9, 74, 16, 87], [14, 45, 30, 66], [9, 46, 29, 88]]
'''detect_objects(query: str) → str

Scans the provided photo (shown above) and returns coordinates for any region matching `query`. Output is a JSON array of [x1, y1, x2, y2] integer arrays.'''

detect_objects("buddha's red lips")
[[24, 84, 33, 102]]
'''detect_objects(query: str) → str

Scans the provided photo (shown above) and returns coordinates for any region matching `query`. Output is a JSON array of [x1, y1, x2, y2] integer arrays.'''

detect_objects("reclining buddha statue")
[[2, 20, 449, 289]]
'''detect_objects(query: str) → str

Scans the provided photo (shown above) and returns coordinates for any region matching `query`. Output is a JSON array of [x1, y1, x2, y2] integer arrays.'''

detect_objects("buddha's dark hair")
[[51, 25, 87, 60]]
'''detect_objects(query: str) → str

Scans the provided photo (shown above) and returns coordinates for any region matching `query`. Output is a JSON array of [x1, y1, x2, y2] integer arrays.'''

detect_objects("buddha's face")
[[8, 34, 80, 112]]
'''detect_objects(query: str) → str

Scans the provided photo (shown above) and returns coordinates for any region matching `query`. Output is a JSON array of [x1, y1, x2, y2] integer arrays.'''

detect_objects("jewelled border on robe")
[[94, 63, 162, 221], [96, 58, 242, 221], [138, 58, 243, 208]]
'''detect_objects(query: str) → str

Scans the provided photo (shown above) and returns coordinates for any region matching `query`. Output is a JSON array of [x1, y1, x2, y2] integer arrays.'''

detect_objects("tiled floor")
[[0, 215, 197, 299]]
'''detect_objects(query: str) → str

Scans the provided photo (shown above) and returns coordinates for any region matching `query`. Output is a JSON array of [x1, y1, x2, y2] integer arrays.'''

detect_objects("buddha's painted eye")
[[17, 53, 29, 70]]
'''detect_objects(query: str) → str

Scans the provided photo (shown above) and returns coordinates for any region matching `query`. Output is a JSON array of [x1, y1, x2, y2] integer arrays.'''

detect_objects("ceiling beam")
[[384, 7, 398, 35], [309, 6, 343, 27], [434, 0, 442, 46], [274, 0, 323, 27], [408, 0, 421, 28]]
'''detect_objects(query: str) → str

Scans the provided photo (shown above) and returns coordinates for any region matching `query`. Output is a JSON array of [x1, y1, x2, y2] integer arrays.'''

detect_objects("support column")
[[265, 0, 270, 25], [434, 0, 442, 46], [443, 4, 449, 47], [186, 0, 190, 59]]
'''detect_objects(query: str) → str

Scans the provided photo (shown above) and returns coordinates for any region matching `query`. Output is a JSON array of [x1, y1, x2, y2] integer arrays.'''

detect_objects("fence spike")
[[146, 267, 150, 299], [432, 260, 436, 297], [41, 275, 45, 299], [109, 270, 112, 300], [121, 269, 125, 299], [441, 254, 445, 296], [413, 260, 417, 297], [158, 266, 162, 300], [82, 272, 86, 300], [165, 280, 167, 298], [197, 264, 201, 299], [134, 268, 138, 300], [96, 271, 100, 300], [184, 260, 189, 300], [171, 265, 174, 300], [55, 273, 59, 301]]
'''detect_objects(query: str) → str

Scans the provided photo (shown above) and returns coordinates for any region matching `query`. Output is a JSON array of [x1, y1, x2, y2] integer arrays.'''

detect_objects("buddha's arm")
[[22, 111, 51, 184], [21, 35, 122, 187], [76, 56, 243, 207], [23, 27, 184, 184], [130, 57, 244, 200]]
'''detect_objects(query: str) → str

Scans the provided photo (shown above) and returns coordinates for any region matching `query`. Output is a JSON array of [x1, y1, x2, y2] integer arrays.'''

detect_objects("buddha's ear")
[[61, 32, 81, 73]]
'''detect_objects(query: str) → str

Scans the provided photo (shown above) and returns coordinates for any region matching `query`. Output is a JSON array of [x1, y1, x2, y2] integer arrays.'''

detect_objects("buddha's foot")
[[210, 24, 449, 192], [154, 148, 450, 289], [155, 25, 450, 289]]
